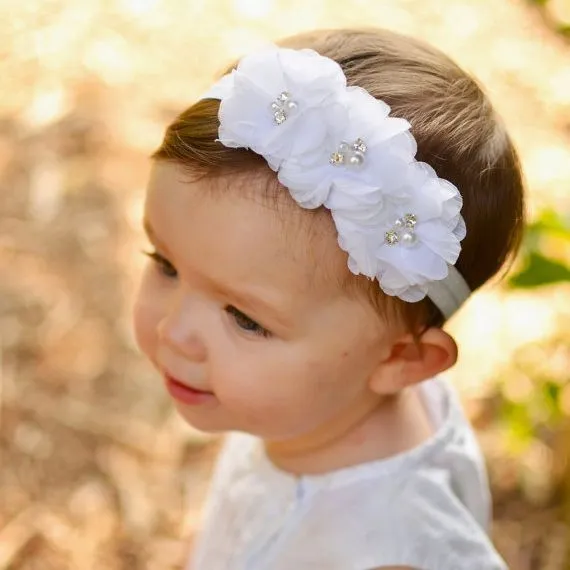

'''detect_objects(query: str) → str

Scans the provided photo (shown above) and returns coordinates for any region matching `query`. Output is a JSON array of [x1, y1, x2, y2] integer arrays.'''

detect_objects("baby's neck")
[[264, 386, 434, 476]]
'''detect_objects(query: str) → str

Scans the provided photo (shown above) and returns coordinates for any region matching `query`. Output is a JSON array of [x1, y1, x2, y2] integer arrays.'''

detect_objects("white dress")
[[188, 378, 507, 570]]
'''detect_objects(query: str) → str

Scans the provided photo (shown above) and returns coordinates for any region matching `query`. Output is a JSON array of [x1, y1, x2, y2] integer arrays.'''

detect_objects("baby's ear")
[[368, 328, 458, 395]]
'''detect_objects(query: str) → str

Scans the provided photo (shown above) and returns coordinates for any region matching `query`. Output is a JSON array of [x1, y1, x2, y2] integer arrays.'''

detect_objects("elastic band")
[[426, 265, 471, 319]]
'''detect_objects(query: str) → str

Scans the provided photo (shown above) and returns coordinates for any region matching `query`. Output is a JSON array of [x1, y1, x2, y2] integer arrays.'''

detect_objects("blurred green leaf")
[[542, 380, 563, 420], [525, 209, 570, 243], [517, 209, 570, 259], [502, 401, 535, 450], [509, 251, 570, 288]]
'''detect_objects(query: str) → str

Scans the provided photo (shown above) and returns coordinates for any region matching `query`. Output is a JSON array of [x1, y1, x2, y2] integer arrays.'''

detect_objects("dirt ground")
[[1, 1, 570, 569]]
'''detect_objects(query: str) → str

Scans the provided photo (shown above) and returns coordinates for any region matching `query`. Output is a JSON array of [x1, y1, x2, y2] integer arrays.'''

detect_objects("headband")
[[201, 45, 470, 319]]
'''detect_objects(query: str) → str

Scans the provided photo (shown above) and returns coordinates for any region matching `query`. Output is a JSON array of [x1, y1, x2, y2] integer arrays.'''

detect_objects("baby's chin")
[[173, 401, 258, 437], [172, 401, 311, 442], [173, 400, 227, 433]]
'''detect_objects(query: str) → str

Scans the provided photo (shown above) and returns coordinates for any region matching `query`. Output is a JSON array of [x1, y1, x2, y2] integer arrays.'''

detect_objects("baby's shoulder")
[[299, 464, 479, 533]]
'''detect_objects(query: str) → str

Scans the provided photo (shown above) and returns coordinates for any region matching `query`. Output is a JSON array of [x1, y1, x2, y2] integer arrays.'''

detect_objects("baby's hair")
[[153, 28, 525, 332]]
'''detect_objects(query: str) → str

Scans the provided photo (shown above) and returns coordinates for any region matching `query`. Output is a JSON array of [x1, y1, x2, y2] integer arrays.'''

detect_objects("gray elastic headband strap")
[[426, 264, 471, 319]]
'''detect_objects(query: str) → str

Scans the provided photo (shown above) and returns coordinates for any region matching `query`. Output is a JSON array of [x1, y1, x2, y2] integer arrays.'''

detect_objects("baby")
[[134, 28, 525, 569]]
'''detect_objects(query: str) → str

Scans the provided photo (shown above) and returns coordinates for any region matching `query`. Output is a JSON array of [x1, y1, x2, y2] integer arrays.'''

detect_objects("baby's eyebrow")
[[143, 217, 155, 240], [143, 217, 170, 252]]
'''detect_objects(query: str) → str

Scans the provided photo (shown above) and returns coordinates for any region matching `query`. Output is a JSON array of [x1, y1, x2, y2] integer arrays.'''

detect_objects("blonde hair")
[[153, 28, 525, 331]]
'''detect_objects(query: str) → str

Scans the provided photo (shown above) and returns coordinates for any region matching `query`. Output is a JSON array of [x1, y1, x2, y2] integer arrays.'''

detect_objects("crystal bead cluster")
[[329, 138, 368, 169], [271, 91, 298, 125], [384, 213, 418, 247]]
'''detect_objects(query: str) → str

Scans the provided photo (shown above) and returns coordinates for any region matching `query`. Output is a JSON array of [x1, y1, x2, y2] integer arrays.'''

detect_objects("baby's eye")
[[143, 250, 178, 278], [226, 306, 271, 338]]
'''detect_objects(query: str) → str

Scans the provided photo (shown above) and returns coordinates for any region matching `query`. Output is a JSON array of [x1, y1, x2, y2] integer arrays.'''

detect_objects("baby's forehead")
[[213, 169, 350, 289], [149, 163, 351, 300]]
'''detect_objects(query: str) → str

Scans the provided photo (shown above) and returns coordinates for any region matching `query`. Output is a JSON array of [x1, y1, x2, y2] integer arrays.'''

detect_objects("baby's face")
[[134, 162, 390, 442]]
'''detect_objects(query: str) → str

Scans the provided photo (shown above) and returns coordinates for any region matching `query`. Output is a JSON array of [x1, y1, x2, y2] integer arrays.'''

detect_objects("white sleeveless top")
[[188, 378, 507, 570]]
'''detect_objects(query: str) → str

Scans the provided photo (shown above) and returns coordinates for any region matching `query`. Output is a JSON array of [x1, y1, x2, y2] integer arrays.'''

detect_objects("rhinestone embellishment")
[[271, 91, 298, 125], [353, 139, 367, 153], [385, 230, 400, 246], [384, 214, 418, 247], [329, 138, 367, 169], [330, 151, 345, 166], [403, 213, 417, 228]]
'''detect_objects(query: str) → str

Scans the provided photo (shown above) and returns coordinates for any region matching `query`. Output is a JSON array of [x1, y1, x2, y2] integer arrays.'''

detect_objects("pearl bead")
[[348, 151, 364, 168], [394, 218, 405, 229], [339, 142, 350, 153], [401, 230, 417, 247], [286, 100, 298, 111]]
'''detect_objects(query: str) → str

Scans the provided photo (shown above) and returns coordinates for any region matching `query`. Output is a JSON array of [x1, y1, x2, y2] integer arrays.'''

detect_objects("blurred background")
[[0, 0, 569, 568]]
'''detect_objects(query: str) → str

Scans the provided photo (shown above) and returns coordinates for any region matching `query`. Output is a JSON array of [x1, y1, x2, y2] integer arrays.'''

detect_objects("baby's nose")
[[157, 293, 208, 363]]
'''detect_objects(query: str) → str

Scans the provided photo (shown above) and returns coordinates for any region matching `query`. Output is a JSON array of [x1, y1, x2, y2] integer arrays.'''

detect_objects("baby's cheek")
[[306, 350, 368, 406], [132, 285, 161, 361], [305, 352, 347, 386], [214, 375, 279, 416], [132, 303, 151, 357], [213, 369, 307, 435]]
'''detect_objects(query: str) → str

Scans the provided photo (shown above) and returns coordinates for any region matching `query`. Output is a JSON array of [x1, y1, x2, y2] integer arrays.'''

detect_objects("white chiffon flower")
[[329, 158, 465, 301], [373, 169, 464, 300], [210, 46, 348, 172], [278, 86, 414, 208]]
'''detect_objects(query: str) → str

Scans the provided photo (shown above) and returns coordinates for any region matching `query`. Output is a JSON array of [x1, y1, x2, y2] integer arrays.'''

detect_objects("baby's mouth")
[[163, 374, 216, 405]]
